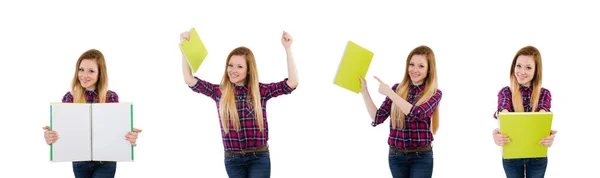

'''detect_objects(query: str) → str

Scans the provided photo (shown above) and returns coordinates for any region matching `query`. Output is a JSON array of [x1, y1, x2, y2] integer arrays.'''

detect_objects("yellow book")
[[333, 41, 374, 93], [498, 112, 553, 159], [180, 28, 208, 74]]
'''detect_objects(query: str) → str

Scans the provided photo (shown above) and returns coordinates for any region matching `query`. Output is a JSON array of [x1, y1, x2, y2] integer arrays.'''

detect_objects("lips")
[[229, 74, 238, 79]]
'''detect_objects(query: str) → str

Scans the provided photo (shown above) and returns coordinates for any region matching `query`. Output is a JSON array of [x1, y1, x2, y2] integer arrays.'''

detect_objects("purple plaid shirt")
[[62, 89, 119, 103], [372, 83, 442, 148], [494, 85, 552, 119], [190, 77, 296, 151]]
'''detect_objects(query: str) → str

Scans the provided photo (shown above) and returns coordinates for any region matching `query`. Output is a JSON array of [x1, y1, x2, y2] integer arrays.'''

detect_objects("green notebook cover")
[[180, 28, 208, 74], [499, 112, 553, 159], [333, 41, 374, 93]]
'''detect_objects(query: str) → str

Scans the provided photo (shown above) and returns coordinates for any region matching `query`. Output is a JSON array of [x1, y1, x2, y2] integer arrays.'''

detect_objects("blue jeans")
[[388, 149, 434, 178], [502, 157, 548, 178], [224, 152, 271, 178], [72, 161, 117, 178]]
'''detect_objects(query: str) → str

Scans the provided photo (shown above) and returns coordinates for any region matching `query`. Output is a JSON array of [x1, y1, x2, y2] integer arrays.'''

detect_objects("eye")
[[526, 66, 532, 70], [78, 68, 84, 71], [89, 70, 95, 73], [419, 64, 425, 68], [409, 64, 414, 67], [228, 64, 233, 67], [516, 64, 521, 68]]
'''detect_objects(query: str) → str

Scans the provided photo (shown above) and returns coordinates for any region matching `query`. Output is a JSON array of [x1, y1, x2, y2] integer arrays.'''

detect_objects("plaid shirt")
[[372, 83, 442, 149], [494, 86, 552, 119], [62, 89, 119, 103], [190, 77, 296, 151]]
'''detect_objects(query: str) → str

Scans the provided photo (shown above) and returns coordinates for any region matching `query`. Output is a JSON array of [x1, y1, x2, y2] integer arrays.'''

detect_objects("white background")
[[1, 0, 598, 177]]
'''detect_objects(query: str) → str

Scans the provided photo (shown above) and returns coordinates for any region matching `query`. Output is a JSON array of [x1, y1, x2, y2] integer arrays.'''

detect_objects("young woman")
[[359, 45, 442, 178], [180, 30, 299, 178], [42, 49, 142, 178], [492, 46, 556, 178]]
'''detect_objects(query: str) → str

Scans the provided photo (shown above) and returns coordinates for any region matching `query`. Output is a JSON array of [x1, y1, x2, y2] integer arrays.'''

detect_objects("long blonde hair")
[[509, 46, 543, 112], [219, 47, 263, 133], [390, 45, 440, 134], [70, 49, 108, 103]]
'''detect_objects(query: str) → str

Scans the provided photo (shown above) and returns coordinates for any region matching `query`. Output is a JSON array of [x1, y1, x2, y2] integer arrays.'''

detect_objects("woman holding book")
[[179, 30, 299, 178], [492, 46, 556, 178], [358, 45, 442, 178], [42, 49, 142, 178]]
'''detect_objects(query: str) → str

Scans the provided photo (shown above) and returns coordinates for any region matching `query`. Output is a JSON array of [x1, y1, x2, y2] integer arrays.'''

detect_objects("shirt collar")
[[409, 82, 425, 92], [519, 85, 532, 92], [84, 88, 98, 96]]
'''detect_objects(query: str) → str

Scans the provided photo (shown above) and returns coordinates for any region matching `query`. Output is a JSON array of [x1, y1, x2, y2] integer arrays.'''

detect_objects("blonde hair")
[[70, 49, 108, 103], [390, 45, 440, 134], [219, 47, 263, 133], [509, 46, 543, 112]]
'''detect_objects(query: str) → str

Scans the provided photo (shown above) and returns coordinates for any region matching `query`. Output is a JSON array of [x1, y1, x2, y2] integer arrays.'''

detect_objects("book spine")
[[90, 104, 93, 161], [131, 104, 134, 161], [50, 105, 53, 161]]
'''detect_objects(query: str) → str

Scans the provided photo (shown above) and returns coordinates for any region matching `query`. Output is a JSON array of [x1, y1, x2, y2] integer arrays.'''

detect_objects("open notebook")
[[333, 41, 374, 93], [180, 27, 208, 74], [49, 103, 134, 162], [498, 112, 553, 159]]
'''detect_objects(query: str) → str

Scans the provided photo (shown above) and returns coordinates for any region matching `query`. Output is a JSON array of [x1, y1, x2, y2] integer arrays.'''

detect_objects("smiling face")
[[78, 59, 99, 91], [408, 54, 428, 85], [227, 55, 248, 86], [513, 55, 535, 86]]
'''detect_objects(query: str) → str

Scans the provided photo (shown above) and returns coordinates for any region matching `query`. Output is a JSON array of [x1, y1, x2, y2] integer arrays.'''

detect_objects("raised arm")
[[373, 76, 413, 114], [180, 31, 198, 87], [359, 77, 377, 122], [281, 31, 299, 89]]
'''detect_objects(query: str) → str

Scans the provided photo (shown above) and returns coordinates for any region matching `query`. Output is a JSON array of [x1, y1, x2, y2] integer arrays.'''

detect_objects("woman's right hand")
[[359, 76, 368, 94], [493, 128, 509, 146], [43, 126, 58, 145], [180, 31, 190, 42]]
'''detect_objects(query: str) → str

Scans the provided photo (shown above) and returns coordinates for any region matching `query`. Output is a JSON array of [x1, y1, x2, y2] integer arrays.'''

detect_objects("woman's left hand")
[[540, 130, 557, 147], [126, 128, 143, 146]]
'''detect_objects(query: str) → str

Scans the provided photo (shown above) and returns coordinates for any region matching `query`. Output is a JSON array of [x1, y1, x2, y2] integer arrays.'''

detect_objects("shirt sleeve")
[[260, 78, 296, 101], [536, 88, 552, 112], [372, 84, 399, 127], [189, 76, 220, 101], [494, 87, 513, 119], [106, 90, 119, 103], [405, 89, 442, 121], [62, 92, 73, 103]]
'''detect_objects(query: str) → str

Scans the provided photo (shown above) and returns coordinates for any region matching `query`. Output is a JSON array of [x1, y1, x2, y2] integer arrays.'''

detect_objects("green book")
[[498, 112, 553, 159], [50, 102, 134, 162], [333, 41, 374, 93], [180, 27, 208, 74]]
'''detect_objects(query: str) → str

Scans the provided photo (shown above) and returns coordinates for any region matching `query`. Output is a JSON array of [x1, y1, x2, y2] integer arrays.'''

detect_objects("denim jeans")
[[224, 152, 271, 178], [502, 157, 548, 178], [72, 161, 117, 178], [388, 149, 434, 178]]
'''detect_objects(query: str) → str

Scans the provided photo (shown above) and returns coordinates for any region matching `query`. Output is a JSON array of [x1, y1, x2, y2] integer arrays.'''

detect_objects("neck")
[[85, 86, 96, 91], [411, 81, 424, 86]]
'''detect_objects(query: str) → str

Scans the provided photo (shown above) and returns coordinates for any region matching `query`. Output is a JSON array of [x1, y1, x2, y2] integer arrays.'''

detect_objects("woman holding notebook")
[[492, 46, 556, 178], [42, 49, 142, 178], [179, 30, 299, 178], [358, 45, 442, 178]]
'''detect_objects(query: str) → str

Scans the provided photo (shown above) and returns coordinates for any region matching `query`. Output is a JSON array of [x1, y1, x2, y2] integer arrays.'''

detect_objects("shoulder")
[[107, 90, 119, 97], [61, 91, 73, 102], [435, 88, 442, 95], [540, 87, 551, 96], [541, 87, 551, 93], [392, 83, 400, 90], [63, 91, 73, 98], [499, 86, 511, 94]]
